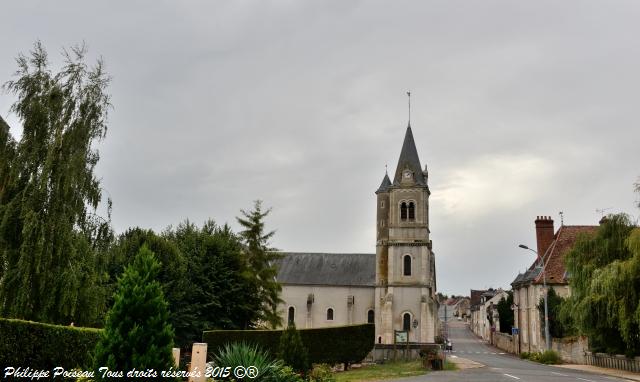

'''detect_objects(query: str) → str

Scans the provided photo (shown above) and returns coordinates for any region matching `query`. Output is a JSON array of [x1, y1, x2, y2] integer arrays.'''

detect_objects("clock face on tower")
[[403, 170, 412, 179]]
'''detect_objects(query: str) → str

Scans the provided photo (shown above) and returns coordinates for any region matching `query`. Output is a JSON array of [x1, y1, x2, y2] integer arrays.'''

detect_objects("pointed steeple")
[[376, 172, 392, 194], [393, 125, 426, 186]]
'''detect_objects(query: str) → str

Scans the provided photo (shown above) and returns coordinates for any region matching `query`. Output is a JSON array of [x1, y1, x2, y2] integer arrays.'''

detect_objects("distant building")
[[454, 297, 471, 319], [511, 216, 597, 353], [276, 124, 439, 344], [470, 288, 508, 341]]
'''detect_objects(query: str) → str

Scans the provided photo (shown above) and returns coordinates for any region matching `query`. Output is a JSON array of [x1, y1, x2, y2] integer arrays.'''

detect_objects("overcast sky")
[[2, 1, 639, 296]]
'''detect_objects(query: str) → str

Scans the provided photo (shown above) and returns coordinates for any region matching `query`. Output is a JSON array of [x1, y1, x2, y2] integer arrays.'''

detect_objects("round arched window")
[[408, 202, 415, 220], [326, 308, 334, 321], [403, 255, 412, 276], [288, 306, 295, 326], [403, 313, 411, 331]]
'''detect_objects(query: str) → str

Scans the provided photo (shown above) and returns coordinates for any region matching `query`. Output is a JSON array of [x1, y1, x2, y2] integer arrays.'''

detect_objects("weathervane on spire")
[[407, 91, 411, 127]]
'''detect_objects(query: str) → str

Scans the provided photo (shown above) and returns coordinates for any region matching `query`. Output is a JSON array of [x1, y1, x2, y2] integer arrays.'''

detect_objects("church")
[[275, 123, 439, 344]]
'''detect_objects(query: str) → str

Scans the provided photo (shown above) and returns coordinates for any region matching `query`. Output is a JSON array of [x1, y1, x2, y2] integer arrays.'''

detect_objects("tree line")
[[0, 42, 282, 349]]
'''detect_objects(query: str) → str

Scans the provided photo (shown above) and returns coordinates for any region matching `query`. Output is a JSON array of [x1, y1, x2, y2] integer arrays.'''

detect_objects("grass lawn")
[[443, 360, 458, 371], [333, 360, 427, 382], [334, 359, 459, 382]]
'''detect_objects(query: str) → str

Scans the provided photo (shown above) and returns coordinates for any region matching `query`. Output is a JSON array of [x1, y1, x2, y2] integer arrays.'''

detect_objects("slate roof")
[[511, 225, 597, 287], [392, 126, 427, 186], [376, 173, 392, 194], [275, 252, 375, 287]]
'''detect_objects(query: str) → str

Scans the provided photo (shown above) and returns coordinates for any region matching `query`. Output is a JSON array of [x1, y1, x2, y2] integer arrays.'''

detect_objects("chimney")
[[535, 216, 555, 257]]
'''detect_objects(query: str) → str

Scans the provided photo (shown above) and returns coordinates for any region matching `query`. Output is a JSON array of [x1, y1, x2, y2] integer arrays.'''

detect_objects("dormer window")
[[400, 202, 408, 220]]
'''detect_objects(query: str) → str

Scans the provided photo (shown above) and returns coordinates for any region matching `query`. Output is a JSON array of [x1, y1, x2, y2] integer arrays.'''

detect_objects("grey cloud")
[[1, 0, 639, 296]]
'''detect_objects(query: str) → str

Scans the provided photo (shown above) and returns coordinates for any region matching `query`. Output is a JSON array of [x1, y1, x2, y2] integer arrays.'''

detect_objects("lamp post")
[[518, 244, 551, 351]]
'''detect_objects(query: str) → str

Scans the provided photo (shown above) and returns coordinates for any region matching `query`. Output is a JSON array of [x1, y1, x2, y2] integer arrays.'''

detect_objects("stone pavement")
[[556, 364, 640, 382]]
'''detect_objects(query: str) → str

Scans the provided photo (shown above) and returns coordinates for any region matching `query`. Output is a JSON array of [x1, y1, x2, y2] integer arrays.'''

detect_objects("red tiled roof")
[[445, 298, 459, 306], [532, 225, 598, 285]]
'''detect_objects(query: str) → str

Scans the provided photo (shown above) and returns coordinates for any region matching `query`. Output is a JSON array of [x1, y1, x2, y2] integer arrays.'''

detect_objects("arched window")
[[378, 336, 382, 344], [403, 255, 412, 276], [403, 313, 411, 331], [367, 309, 375, 324], [327, 308, 334, 321], [408, 202, 415, 220], [400, 202, 407, 220], [288, 306, 295, 326]]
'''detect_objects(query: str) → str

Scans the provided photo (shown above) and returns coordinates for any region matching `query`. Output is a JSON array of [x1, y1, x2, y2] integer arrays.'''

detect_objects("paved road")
[[397, 320, 629, 382]]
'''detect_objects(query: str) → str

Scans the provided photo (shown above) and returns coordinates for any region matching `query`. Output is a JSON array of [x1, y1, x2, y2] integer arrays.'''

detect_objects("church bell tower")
[[374, 124, 437, 344]]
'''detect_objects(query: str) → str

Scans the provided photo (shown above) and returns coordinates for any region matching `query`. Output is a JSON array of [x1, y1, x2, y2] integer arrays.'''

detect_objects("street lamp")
[[518, 244, 551, 351]]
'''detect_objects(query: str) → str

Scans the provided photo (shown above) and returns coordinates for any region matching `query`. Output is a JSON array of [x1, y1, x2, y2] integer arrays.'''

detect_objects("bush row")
[[203, 323, 375, 366], [0, 317, 101, 370], [520, 350, 562, 364]]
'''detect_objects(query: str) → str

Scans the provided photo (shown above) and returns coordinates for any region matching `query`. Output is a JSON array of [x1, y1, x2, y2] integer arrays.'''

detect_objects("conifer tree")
[[107, 228, 189, 346], [0, 42, 111, 325], [237, 200, 283, 328], [94, 245, 176, 380], [277, 323, 309, 374]]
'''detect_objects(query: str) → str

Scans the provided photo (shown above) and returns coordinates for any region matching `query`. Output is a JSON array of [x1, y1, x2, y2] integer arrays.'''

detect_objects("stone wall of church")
[[387, 245, 431, 286], [278, 285, 375, 329]]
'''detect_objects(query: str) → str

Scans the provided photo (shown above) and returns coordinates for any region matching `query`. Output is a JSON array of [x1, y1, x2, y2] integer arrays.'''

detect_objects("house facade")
[[511, 216, 597, 353], [470, 289, 508, 341]]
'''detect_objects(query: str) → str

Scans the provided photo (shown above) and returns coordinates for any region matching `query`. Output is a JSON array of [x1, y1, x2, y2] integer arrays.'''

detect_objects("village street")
[[395, 320, 629, 382]]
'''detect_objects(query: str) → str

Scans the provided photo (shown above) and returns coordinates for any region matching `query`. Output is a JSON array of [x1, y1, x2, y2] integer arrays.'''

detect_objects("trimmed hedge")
[[0, 317, 101, 369], [203, 323, 374, 365]]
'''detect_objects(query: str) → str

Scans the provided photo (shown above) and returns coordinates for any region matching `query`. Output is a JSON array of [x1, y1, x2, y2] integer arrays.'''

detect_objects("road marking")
[[499, 352, 506, 355], [450, 355, 458, 358], [551, 372, 569, 377], [503, 374, 521, 380]]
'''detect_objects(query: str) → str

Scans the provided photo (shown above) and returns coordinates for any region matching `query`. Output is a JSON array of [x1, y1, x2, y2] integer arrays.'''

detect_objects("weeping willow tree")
[[0, 41, 112, 326], [562, 214, 640, 355], [0, 117, 16, 283]]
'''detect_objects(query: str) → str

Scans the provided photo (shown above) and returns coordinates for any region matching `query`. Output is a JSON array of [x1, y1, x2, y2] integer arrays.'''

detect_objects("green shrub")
[[538, 350, 562, 364], [274, 366, 305, 382], [203, 324, 374, 366], [519, 350, 561, 364], [0, 317, 101, 370], [209, 342, 285, 381], [93, 245, 176, 380], [277, 324, 309, 373], [307, 364, 335, 382]]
